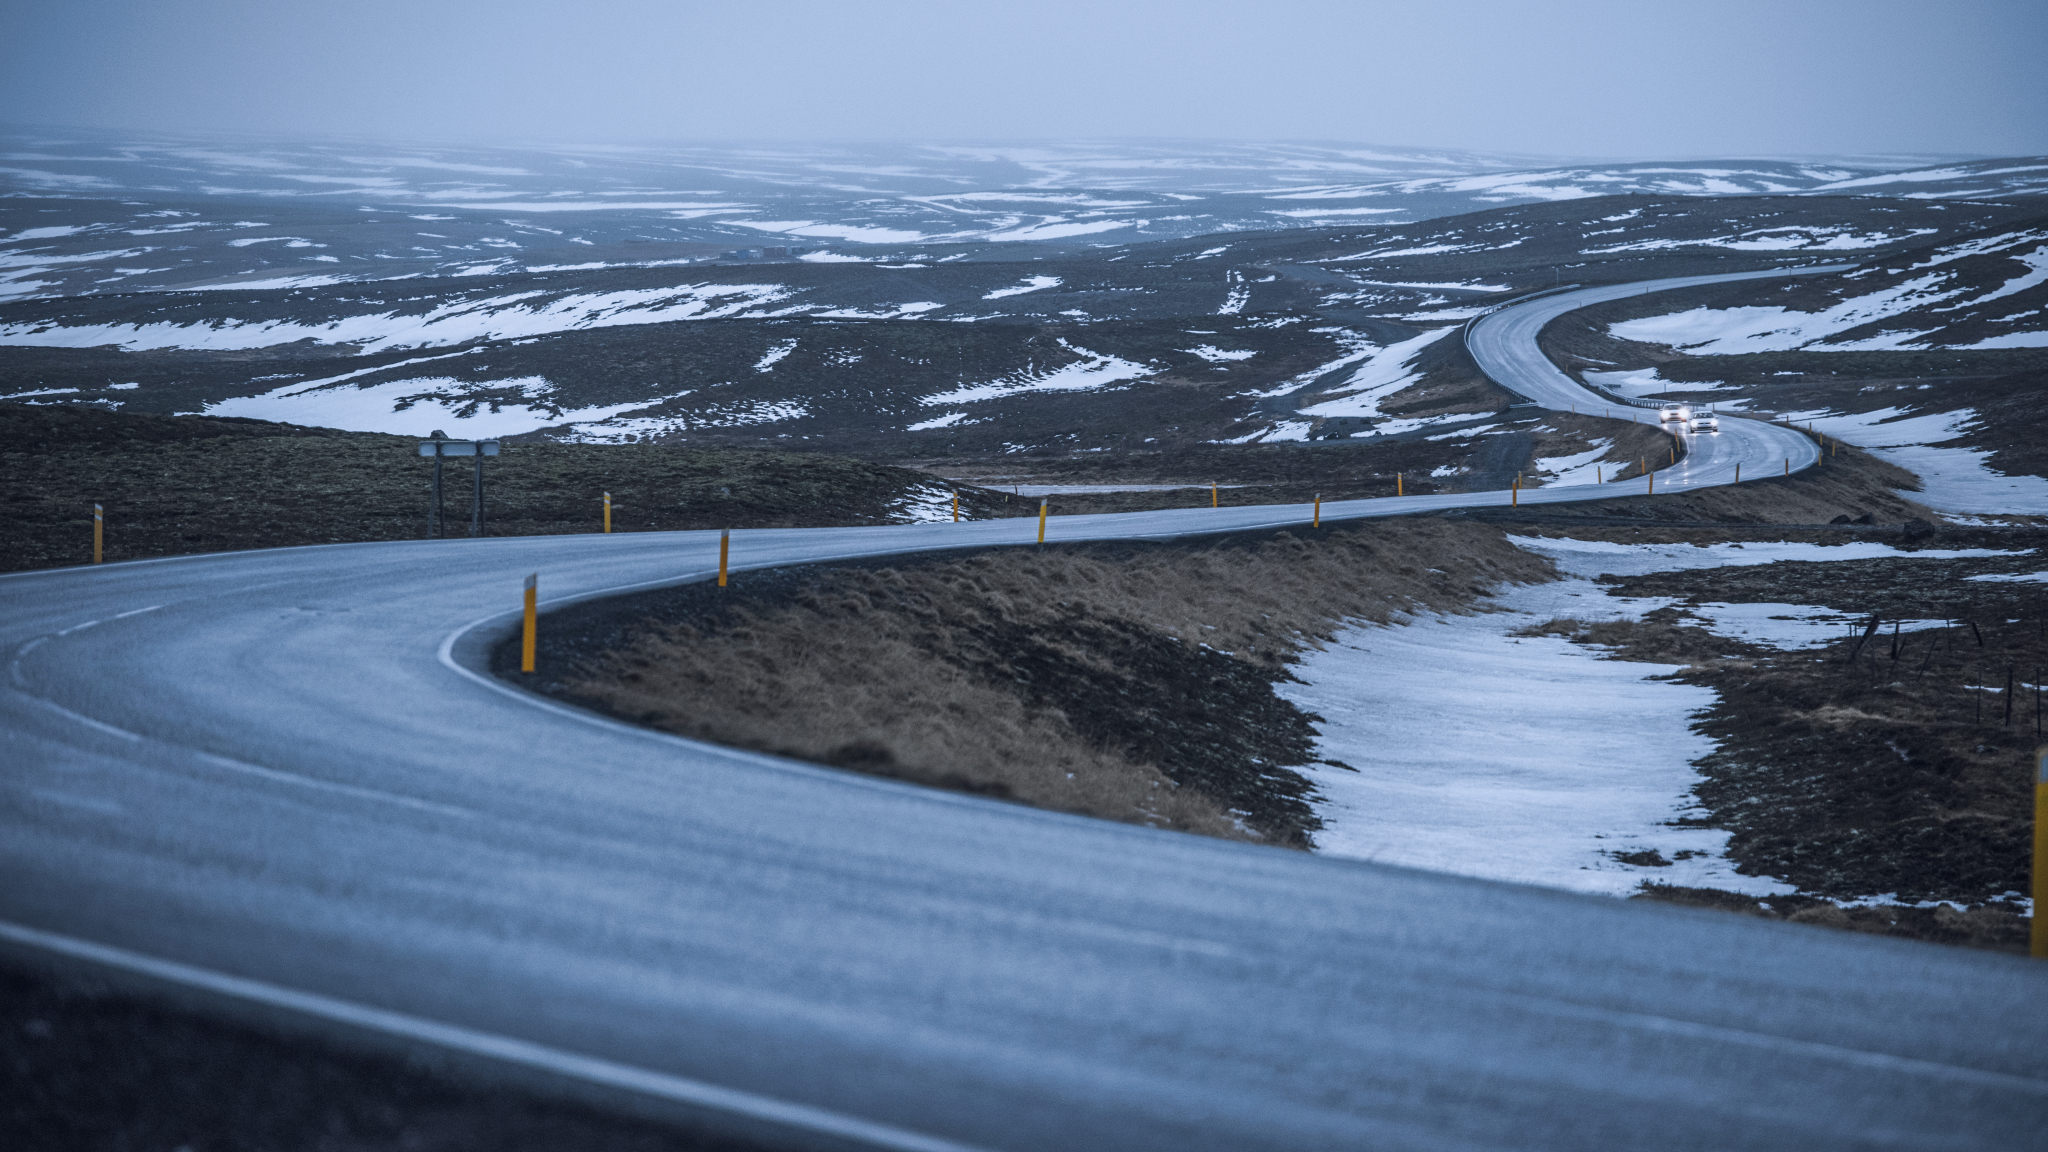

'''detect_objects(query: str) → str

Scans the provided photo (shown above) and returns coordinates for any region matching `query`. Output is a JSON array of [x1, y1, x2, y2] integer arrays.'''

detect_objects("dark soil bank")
[[1511, 520, 2048, 952], [501, 519, 1554, 848]]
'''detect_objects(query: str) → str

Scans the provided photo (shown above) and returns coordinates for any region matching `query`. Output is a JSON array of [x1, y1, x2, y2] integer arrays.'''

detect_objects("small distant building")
[[762, 245, 789, 257]]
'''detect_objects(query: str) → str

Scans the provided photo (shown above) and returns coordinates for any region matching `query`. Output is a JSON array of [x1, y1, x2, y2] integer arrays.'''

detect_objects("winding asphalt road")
[[5, 269, 2040, 1151]]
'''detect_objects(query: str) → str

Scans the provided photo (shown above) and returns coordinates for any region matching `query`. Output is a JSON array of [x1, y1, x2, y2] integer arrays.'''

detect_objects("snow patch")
[[982, 275, 1062, 300], [1296, 328, 1455, 419], [920, 341, 1152, 405], [205, 375, 657, 437]]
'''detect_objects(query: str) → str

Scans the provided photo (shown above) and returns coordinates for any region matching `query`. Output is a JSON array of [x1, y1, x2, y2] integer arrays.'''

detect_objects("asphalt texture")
[[5, 271, 2042, 1151]]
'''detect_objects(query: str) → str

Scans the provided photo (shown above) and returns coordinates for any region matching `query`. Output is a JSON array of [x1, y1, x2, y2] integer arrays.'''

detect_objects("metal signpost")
[[417, 436, 501, 538]]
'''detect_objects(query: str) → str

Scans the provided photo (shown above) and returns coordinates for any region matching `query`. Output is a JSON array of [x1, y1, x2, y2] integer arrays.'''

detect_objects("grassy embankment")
[[535, 438, 2041, 952], [518, 520, 1554, 849]]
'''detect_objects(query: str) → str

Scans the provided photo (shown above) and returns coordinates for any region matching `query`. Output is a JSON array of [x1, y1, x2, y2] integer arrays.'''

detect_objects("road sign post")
[[522, 573, 538, 673], [417, 438, 500, 539]]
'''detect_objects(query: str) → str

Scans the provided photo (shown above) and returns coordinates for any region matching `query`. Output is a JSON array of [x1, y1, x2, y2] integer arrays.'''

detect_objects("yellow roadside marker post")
[[1211, 482, 1218, 508], [1512, 477, 1519, 507], [718, 528, 730, 587], [1396, 473, 1403, 497], [952, 491, 960, 522], [521, 573, 537, 673], [1648, 469, 1655, 496], [2034, 746, 2047, 958], [602, 491, 612, 533], [1313, 493, 1321, 528], [92, 503, 103, 564], [1037, 500, 1049, 544], [1597, 465, 1602, 484]]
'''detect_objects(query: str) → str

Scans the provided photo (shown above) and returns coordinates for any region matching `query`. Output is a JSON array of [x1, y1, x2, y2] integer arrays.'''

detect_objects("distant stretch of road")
[[4, 268, 2038, 1152], [1465, 265, 1851, 494]]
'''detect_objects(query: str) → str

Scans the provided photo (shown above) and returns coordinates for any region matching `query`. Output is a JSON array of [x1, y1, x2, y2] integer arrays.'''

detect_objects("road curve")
[[5, 271, 2041, 1151], [1466, 266, 1852, 495]]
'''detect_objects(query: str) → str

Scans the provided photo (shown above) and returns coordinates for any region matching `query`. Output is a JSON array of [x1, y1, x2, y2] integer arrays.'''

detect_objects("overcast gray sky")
[[3, 0, 2042, 158]]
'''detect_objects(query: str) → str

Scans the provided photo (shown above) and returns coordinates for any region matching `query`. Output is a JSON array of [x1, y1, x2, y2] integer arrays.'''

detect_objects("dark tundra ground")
[[7, 180, 2048, 1149]]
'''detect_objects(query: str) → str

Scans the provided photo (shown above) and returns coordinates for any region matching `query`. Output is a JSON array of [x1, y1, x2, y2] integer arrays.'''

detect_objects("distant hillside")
[[1, 127, 2041, 300], [4, 195, 2042, 455], [1587, 219, 2048, 352]]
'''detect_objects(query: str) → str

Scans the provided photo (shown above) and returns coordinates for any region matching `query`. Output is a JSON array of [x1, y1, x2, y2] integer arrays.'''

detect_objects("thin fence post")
[[2035, 746, 2048, 958]]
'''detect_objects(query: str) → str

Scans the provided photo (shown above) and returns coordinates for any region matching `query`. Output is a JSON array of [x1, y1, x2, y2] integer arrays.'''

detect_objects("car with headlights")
[[1659, 403, 1691, 423], [1690, 415, 1720, 433]]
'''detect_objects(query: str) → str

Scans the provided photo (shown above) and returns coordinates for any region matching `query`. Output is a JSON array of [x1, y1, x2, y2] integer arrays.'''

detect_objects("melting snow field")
[[1781, 406, 2048, 516], [0, 283, 801, 352], [920, 341, 1151, 405], [1283, 536, 2026, 897], [1297, 328, 1454, 420], [1284, 579, 1774, 897], [206, 375, 659, 437]]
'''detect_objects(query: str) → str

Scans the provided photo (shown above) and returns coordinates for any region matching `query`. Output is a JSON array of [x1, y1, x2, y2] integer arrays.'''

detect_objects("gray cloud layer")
[[5, 0, 2043, 157]]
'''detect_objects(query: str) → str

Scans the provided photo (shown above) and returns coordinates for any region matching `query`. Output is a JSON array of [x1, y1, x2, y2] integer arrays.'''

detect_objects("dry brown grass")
[[561, 519, 1555, 846]]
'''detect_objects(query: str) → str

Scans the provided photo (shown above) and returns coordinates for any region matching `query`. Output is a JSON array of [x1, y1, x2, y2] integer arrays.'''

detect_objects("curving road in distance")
[[3, 268, 2040, 1151]]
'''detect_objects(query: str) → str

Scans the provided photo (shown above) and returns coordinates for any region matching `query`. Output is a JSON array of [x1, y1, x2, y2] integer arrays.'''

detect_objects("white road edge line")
[[0, 919, 995, 1152]]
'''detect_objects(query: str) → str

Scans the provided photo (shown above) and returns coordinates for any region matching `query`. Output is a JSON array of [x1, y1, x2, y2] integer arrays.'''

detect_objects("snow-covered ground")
[[1296, 328, 1458, 432], [1604, 227, 2048, 353], [919, 341, 1153, 405], [1282, 537, 2023, 897], [1780, 406, 2048, 516], [206, 372, 666, 436]]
